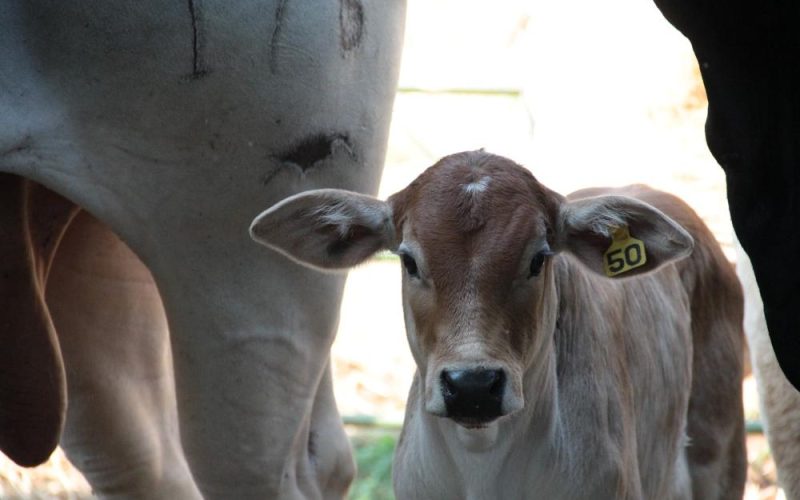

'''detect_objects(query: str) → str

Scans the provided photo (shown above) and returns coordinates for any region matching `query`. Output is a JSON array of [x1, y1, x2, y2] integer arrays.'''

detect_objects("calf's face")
[[388, 155, 560, 426], [250, 151, 694, 428]]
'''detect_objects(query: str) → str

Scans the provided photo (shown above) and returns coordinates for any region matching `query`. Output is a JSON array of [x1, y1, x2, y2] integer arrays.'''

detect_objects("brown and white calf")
[[250, 151, 746, 499]]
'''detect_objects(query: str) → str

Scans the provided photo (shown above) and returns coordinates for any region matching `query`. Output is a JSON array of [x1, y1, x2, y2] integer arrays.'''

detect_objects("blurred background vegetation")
[[349, 430, 397, 500]]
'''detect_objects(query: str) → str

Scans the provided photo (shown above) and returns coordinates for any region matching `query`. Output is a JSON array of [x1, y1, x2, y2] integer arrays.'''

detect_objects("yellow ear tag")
[[603, 226, 647, 277]]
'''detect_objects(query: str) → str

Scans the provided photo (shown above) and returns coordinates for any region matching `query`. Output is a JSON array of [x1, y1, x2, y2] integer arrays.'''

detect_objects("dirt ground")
[[0, 1, 790, 498]]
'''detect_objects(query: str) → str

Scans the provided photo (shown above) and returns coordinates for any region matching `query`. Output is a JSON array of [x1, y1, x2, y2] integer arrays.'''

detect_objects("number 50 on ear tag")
[[603, 226, 647, 277]]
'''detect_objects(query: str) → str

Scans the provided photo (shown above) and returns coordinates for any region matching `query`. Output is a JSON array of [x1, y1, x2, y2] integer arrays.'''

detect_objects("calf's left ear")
[[556, 195, 694, 278], [250, 189, 395, 270]]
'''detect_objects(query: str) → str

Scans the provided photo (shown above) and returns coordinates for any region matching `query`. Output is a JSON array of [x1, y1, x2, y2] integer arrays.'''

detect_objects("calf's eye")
[[529, 251, 551, 278], [401, 253, 420, 278]]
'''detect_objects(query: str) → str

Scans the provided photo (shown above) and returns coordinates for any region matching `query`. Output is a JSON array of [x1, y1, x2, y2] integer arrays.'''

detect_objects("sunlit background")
[[1, 1, 781, 498]]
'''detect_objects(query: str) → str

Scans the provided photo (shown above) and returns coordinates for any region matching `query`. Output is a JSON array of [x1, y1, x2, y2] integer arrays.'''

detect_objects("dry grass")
[[0, 448, 90, 499]]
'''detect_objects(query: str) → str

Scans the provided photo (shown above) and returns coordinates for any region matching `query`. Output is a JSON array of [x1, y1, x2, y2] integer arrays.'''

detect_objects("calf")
[[251, 151, 746, 499]]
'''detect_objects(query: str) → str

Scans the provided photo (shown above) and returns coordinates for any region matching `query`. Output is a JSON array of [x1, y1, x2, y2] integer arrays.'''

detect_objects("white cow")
[[0, 1, 405, 498], [251, 151, 747, 499]]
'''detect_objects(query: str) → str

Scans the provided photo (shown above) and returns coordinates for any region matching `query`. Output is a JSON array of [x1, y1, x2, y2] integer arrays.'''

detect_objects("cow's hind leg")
[[153, 243, 354, 499], [46, 211, 201, 499], [311, 360, 356, 500]]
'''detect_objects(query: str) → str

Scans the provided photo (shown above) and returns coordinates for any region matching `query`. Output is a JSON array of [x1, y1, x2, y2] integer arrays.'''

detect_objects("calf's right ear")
[[250, 189, 395, 270]]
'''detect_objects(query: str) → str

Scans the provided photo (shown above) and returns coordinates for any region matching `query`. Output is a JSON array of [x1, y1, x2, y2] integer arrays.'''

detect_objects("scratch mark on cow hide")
[[269, 0, 290, 74], [186, 0, 210, 79], [339, 0, 364, 52], [1, 136, 33, 158], [112, 144, 171, 165], [262, 133, 354, 185], [308, 430, 318, 466], [278, 133, 353, 170]]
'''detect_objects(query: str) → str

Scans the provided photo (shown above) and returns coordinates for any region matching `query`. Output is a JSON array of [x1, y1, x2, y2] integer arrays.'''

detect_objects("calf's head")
[[250, 151, 693, 428]]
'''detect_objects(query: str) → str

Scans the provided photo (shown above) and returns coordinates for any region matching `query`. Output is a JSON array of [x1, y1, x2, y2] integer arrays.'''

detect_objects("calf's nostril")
[[441, 371, 458, 398], [489, 370, 505, 397]]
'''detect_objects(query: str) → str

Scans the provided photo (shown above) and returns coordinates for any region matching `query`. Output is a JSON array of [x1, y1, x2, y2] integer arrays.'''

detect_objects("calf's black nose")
[[441, 368, 505, 424]]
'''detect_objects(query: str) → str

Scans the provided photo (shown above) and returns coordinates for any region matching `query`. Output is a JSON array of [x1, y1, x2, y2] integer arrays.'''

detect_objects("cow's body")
[[252, 151, 746, 500], [0, 1, 405, 497], [652, 0, 800, 390], [653, 0, 800, 487]]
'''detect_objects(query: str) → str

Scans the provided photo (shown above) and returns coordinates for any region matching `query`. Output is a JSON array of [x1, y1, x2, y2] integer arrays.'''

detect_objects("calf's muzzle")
[[440, 368, 505, 426]]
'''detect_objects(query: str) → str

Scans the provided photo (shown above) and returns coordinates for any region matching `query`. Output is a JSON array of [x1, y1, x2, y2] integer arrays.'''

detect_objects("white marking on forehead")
[[463, 175, 492, 194]]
